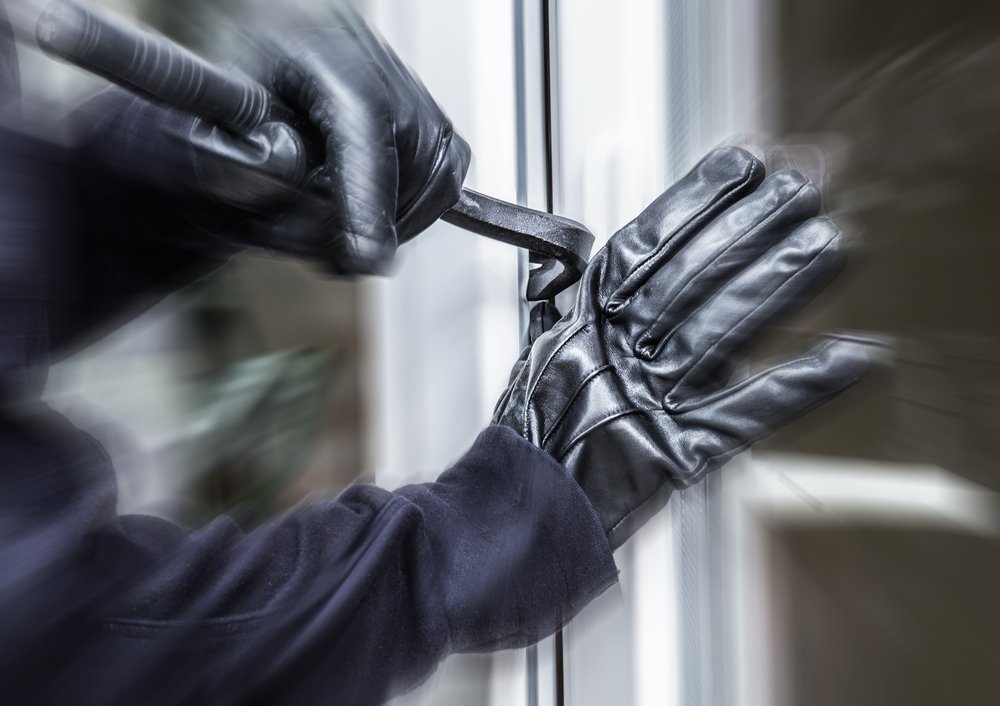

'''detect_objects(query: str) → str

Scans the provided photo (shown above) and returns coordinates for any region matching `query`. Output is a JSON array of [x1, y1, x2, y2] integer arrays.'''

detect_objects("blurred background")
[[16, 0, 1000, 704]]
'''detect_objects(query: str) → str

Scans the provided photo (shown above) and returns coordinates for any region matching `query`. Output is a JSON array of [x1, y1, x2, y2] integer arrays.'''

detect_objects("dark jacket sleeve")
[[0, 125, 618, 705], [1, 411, 617, 705]]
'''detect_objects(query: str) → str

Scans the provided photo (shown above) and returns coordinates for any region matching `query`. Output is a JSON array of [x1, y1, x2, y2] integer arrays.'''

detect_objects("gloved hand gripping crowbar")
[[35, 1, 594, 300]]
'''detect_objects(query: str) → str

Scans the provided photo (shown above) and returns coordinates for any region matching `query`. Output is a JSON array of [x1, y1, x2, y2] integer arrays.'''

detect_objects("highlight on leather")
[[494, 147, 888, 549]]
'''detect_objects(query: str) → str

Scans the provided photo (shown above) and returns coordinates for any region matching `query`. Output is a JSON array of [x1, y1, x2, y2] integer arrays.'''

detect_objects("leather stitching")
[[396, 121, 452, 224], [540, 364, 615, 449], [636, 180, 811, 358], [555, 406, 651, 460], [608, 156, 761, 312], [522, 319, 591, 438], [662, 229, 840, 407]]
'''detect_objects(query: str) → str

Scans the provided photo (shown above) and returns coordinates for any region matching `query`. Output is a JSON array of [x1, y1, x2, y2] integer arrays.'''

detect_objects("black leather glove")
[[257, 5, 470, 274], [69, 3, 470, 276], [495, 147, 883, 549]]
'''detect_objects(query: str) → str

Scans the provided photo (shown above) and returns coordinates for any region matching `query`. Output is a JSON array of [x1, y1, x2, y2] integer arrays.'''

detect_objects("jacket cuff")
[[397, 424, 619, 652]]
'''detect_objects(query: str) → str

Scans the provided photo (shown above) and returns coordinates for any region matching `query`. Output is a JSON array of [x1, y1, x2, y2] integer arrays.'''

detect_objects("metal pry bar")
[[36, 0, 594, 299]]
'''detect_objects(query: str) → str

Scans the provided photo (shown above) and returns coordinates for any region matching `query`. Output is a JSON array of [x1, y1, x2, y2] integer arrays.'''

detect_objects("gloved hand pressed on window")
[[69, 2, 470, 277], [495, 147, 886, 550]]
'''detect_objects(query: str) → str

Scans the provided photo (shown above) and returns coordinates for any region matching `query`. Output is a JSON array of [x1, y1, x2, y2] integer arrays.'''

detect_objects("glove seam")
[[523, 319, 592, 438], [539, 363, 615, 449], [395, 120, 452, 226], [668, 334, 861, 415], [663, 231, 841, 408], [553, 406, 649, 461], [635, 179, 812, 358], [609, 155, 761, 311]]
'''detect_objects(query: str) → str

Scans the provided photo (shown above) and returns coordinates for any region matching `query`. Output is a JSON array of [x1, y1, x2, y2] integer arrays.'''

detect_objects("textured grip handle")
[[37, 0, 272, 133]]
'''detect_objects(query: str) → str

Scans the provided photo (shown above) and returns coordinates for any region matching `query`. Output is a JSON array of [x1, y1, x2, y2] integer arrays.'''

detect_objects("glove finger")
[[674, 333, 887, 454], [601, 146, 763, 313], [326, 5, 470, 245], [271, 32, 399, 274], [652, 216, 845, 397], [617, 169, 820, 351]]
